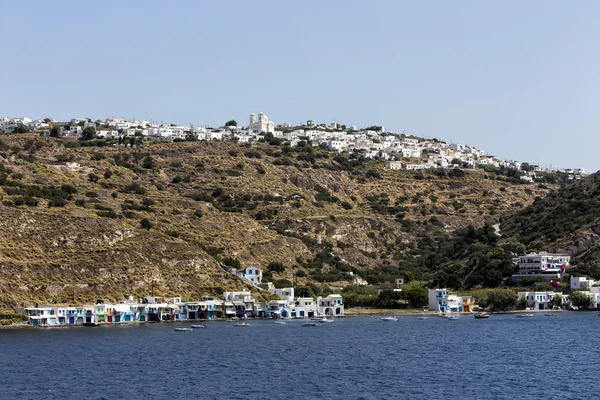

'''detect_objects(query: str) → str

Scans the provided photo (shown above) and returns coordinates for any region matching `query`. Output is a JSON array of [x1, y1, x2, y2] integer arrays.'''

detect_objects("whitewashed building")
[[428, 289, 470, 313], [571, 276, 595, 290], [317, 294, 344, 316], [248, 112, 275, 134], [511, 252, 570, 282]]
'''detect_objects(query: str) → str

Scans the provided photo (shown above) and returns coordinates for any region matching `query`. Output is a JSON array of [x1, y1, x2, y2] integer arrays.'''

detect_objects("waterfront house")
[[66, 307, 78, 325], [84, 307, 96, 325], [176, 302, 188, 321], [264, 299, 290, 318], [290, 297, 317, 318], [198, 297, 218, 319], [25, 307, 56, 326], [511, 252, 570, 282], [95, 304, 107, 323], [55, 307, 67, 325], [133, 304, 149, 322], [223, 291, 256, 318], [317, 294, 344, 316], [113, 303, 136, 323], [428, 289, 468, 313], [518, 291, 565, 310], [186, 302, 201, 320]]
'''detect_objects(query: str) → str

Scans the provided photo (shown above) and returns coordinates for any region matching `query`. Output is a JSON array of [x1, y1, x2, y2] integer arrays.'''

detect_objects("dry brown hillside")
[[0, 134, 547, 307]]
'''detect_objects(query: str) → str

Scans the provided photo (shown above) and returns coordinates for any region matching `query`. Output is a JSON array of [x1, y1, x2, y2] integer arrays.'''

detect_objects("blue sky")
[[1, 1, 599, 170]]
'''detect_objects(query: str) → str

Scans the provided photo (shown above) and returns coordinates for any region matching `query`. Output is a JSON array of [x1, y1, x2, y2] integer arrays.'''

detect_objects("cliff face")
[[0, 135, 546, 306]]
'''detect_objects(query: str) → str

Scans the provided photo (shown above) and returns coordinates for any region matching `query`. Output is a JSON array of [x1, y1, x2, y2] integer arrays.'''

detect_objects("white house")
[[512, 252, 570, 282], [240, 266, 262, 284], [316, 294, 344, 316], [327, 140, 344, 151], [68, 125, 82, 137], [571, 276, 595, 290], [518, 291, 565, 310], [269, 287, 294, 304], [428, 289, 469, 313]]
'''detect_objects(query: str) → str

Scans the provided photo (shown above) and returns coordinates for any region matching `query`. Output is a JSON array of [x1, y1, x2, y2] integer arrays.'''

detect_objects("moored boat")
[[516, 314, 534, 318], [447, 315, 459, 320], [175, 328, 193, 332], [544, 313, 559, 317], [302, 322, 318, 327], [274, 321, 287, 325], [233, 323, 250, 327], [474, 313, 489, 319], [381, 316, 398, 322], [191, 324, 206, 328], [317, 317, 334, 323], [418, 316, 427, 320]]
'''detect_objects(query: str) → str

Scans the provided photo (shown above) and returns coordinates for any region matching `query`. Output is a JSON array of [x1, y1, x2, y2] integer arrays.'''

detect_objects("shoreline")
[[1, 308, 593, 330]]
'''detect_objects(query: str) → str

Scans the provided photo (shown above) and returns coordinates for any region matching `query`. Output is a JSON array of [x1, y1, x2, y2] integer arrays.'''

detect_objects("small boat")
[[447, 315, 459, 320], [190, 324, 206, 328], [175, 328, 193, 332], [274, 321, 287, 325], [516, 313, 534, 318], [438, 313, 450, 318], [317, 318, 334, 323], [233, 323, 250, 327], [381, 316, 398, 322], [418, 316, 427, 320], [544, 313, 559, 317], [516, 314, 534, 318], [302, 322, 318, 327], [474, 313, 489, 319]]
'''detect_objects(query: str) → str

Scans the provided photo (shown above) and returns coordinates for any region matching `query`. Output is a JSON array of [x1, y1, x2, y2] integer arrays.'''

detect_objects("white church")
[[248, 112, 275, 134]]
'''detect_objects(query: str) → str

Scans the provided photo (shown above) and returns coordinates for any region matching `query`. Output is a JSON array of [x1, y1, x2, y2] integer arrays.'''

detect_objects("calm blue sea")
[[1, 313, 599, 400]]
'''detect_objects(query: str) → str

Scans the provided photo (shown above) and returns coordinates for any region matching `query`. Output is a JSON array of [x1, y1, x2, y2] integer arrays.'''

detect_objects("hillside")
[[0, 134, 548, 307], [501, 171, 600, 278]]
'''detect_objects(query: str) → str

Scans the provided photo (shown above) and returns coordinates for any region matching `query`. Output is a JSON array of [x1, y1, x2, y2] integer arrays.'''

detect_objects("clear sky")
[[1, 1, 599, 171]]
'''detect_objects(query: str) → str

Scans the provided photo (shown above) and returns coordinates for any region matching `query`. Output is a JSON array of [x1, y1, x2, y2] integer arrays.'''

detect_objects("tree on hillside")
[[49, 126, 61, 138], [225, 120, 237, 127], [13, 123, 30, 134], [140, 218, 153, 230], [80, 126, 96, 141]]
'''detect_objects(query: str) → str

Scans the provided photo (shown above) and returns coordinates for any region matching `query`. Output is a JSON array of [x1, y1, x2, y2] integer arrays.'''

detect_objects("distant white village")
[[1, 113, 587, 180]]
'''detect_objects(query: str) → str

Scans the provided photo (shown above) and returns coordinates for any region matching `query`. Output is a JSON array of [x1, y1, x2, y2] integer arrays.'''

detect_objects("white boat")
[[447, 315, 459, 320], [439, 313, 450, 318], [274, 321, 287, 325], [190, 324, 206, 328], [381, 316, 398, 322], [516, 314, 534, 318], [303, 322, 318, 327], [175, 328, 193, 332], [317, 318, 334, 323], [233, 323, 250, 327], [418, 316, 427, 320], [544, 313, 559, 317]]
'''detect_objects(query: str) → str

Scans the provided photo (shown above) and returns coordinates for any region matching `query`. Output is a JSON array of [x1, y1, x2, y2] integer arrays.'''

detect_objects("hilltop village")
[[1, 113, 586, 180]]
